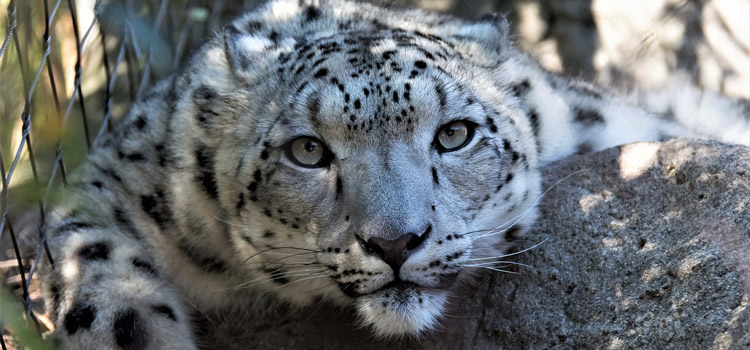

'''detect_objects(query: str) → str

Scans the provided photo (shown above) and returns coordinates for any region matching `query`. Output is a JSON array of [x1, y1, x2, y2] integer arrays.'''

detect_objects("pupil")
[[304, 141, 317, 152]]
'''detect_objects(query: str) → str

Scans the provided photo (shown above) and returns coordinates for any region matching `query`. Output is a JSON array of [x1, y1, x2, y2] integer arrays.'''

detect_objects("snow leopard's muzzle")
[[312, 142, 476, 336]]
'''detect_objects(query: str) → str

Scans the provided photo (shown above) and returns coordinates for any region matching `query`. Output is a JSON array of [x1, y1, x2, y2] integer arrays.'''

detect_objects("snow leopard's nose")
[[362, 224, 431, 274]]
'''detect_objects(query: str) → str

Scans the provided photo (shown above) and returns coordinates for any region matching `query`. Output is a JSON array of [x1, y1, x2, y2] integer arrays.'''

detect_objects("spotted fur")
[[40, 0, 749, 348]]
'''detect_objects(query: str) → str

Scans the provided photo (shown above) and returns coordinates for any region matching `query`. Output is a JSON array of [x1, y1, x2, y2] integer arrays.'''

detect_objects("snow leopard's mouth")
[[387, 273, 458, 291], [369, 272, 460, 297]]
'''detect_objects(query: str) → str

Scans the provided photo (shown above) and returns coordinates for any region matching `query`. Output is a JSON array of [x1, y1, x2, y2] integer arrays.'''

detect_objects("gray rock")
[[196, 139, 750, 349]]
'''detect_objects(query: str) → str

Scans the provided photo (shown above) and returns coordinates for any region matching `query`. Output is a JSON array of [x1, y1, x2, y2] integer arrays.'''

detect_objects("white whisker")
[[469, 169, 587, 241], [212, 214, 250, 228], [468, 237, 549, 261], [461, 260, 536, 270], [218, 269, 328, 291], [469, 266, 521, 274], [261, 275, 330, 295]]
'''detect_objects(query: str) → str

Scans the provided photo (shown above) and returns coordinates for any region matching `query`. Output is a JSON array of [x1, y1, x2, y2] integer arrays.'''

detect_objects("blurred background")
[[1, 0, 748, 348]]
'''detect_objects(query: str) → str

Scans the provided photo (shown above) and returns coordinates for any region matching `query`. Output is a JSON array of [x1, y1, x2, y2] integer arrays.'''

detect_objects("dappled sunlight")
[[606, 218, 630, 230], [639, 240, 657, 253], [618, 142, 660, 180], [640, 265, 663, 283], [716, 295, 749, 350], [663, 210, 683, 221], [600, 237, 623, 251], [607, 337, 625, 350], [578, 189, 613, 213], [677, 255, 704, 279]]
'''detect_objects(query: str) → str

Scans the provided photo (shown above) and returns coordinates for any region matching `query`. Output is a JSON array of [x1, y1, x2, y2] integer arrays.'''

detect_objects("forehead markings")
[[279, 30, 467, 140]]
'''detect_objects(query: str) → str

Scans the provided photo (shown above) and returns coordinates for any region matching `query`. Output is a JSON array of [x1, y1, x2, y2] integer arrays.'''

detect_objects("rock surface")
[[196, 139, 750, 349]]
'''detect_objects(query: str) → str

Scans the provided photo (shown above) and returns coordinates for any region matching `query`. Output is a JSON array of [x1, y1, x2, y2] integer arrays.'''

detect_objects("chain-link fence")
[[0, 1, 271, 347]]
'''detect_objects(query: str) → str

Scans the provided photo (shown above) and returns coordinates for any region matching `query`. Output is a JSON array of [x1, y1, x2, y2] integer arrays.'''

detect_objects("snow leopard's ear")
[[456, 13, 511, 54], [222, 24, 277, 81]]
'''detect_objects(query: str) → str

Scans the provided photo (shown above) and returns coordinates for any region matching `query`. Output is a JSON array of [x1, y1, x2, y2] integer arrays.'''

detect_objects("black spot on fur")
[[193, 85, 220, 126], [308, 95, 321, 120], [154, 144, 168, 167], [263, 230, 275, 238], [64, 303, 96, 335], [55, 221, 95, 235], [528, 109, 540, 136], [236, 192, 246, 211], [511, 151, 520, 162], [414, 60, 427, 69], [178, 239, 229, 273], [247, 182, 258, 192], [132, 258, 157, 276], [50, 284, 62, 319], [193, 85, 215, 104], [505, 172, 514, 183], [570, 84, 603, 99], [337, 282, 359, 297], [504, 225, 521, 242], [241, 235, 254, 245], [151, 304, 177, 322], [269, 31, 279, 43], [118, 151, 146, 162], [435, 84, 446, 107], [576, 142, 595, 154], [78, 242, 110, 260], [245, 21, 261, 32], [134, 115, 147, 130], [511, 79, 530, 97], [296, 81, 309, 94], [94, 165, 123, 184], [336, 176, 343, 199], [140, 190, 172, 229], [312, 57, 327, 68], [382, 50, 397, 60], [114, 308, 148, 350], [485, 116, 498, 133], [114, 207, 142, 238], [304, 6, 321, 22], [294, 64, 305, 76], [431, 167, 440, 185], [313, 68, 328, 78], [195, 146, 219, 200], [574, 108, 605, 125]]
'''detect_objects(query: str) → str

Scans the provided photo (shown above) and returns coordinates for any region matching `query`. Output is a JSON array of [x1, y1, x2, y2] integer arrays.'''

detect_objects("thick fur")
[[40, 0, 749, 348]]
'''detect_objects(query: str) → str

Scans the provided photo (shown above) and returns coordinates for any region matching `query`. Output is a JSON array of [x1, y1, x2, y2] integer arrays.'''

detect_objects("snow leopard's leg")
[[40, 200, 196, 349]]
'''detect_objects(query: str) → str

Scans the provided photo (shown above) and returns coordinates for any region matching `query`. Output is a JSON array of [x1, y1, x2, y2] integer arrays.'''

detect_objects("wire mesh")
[[0, 0, 265, 347]]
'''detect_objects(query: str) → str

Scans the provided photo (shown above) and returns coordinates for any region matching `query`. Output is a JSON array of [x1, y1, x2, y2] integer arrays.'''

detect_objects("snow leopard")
[[39, 0, 749, 349]]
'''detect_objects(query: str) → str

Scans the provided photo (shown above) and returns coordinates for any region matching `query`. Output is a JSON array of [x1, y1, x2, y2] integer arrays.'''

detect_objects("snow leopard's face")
[[211, 22, 541, 336]]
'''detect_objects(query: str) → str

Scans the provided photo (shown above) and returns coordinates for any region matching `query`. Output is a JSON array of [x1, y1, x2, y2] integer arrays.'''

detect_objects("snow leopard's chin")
[[356, 283, 449, 337]]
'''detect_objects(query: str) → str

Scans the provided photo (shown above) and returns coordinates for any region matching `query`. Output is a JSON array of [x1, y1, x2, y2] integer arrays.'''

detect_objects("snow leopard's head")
[[196, 1, 542, 337]]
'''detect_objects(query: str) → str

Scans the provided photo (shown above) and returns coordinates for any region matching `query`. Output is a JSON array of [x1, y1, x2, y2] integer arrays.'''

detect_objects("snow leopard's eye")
[[435, 120, 475, 152], [285, 136, 331, 168]]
